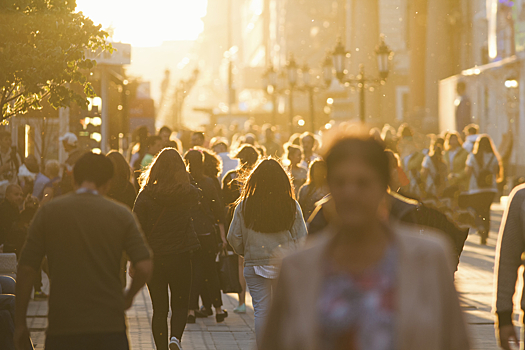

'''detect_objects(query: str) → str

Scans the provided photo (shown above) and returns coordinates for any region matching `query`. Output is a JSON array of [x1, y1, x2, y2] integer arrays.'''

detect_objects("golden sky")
[[76, 0, 208, 47]]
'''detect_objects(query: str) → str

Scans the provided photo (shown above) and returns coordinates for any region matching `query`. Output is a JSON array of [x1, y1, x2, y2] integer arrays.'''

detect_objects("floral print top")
[[318, 246, 398, 350]]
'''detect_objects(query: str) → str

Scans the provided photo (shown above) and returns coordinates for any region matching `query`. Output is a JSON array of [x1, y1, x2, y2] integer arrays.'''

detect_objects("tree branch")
[[0, 111, 17, 123], [4, 91, 25, 104]]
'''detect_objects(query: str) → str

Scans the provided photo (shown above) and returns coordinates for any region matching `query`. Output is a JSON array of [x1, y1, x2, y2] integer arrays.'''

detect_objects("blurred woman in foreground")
[[260, 136, 469, 350]]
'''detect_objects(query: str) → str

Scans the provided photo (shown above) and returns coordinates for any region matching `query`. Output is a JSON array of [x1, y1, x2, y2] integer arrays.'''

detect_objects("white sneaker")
[[169, 337, 182, 350]]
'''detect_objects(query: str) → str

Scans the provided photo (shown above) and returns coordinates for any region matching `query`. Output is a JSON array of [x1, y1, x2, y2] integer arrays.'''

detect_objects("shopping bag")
[[218, 251, 242, 294]]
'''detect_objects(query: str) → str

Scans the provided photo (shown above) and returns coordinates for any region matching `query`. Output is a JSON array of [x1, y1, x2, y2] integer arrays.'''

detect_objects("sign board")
[[87, 42, 131, 66]]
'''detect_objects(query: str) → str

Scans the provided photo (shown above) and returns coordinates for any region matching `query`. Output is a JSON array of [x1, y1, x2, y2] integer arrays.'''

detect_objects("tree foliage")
[[0, 0, 112, 123]]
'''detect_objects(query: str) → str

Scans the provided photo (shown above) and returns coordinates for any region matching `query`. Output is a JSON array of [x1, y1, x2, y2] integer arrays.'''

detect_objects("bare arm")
[[218, 223, 227, 250], [124, 259, 153, 310], [227, 205, 245, 256], [14, 265, 38, 350], [420, 167, 429, 182], [464, 165, 473, 179]]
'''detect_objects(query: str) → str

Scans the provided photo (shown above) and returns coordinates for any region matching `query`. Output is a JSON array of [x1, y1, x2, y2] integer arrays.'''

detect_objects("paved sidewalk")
[[28, 277, 256, 349], [455, 203, 504, 350], [27, 204, 508, 350]]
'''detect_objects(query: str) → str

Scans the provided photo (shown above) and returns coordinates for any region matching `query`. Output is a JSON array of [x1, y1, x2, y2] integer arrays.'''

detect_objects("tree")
[[0, 0, 112, 123]]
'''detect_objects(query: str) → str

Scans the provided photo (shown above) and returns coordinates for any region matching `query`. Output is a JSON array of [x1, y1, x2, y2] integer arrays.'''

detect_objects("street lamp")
[[302, 63, 311, 87], [329, 34, 393, 123], [301, 63, 316, 133], [286, 55, 298, 132], [263, 64, 278, 124], [287, 55, 298, 87], [323, 53, 333, 87], [375, 34, 392, 80], [332, 38, 348, 82], [264, 55, 325, 132]]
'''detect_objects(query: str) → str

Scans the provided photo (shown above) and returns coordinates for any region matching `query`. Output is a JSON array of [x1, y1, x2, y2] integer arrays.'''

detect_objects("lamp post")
[[263, 64, 278, 125], [265, 55, 323, 132], [302, 63, 316, 133], [329, 34, 392, 123], [323, 53, 333, 87], [286, 55, 298, 133]]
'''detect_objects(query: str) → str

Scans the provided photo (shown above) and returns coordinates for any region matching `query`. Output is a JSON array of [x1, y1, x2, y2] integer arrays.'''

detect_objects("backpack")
[[475, 155, 494, 189]]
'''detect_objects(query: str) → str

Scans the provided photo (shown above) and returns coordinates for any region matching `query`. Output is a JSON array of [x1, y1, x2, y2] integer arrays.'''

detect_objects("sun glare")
[[76, 0, 208, 47]]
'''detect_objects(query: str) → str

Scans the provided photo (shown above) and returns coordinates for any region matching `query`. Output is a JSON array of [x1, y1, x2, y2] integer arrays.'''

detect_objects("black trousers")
[[45, 332, 128, 350], [33, 258, 48, 292], [147, 252, 192, 350], [189, 249, 223, 310]]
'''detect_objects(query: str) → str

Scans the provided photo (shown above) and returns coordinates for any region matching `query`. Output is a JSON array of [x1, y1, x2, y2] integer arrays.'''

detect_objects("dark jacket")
[[308, 193, 468, 268], [191, 176, 226, 254], [133, 185, 201, 257], [108, 181, 137, 210], [192, 176, 225, 234], [0, 199, 19, 247]]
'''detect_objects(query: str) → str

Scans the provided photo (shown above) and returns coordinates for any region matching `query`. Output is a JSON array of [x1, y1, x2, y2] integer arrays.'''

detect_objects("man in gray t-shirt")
[[14, 153, 152, 350]]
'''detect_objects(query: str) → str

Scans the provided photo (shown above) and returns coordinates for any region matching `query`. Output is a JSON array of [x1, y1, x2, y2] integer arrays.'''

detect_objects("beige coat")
[[260, 223, 470, 350]]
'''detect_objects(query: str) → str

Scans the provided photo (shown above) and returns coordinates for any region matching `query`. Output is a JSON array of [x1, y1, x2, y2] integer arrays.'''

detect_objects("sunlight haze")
[[75, 0, 208, 47]]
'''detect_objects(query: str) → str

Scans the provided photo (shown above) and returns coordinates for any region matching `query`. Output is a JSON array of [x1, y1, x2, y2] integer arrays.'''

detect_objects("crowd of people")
[[0, 118, 518, 350], [372, 123, 505, 245]]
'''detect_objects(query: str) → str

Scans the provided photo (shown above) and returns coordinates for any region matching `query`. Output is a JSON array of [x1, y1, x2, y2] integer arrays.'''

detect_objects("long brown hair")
[[107, 150, 132, 193], [305, 160, 327, 195], [184, 149, 205, 180], [139, 148, 190, 195], [473, 134, 503, 182], [237, 159, 296, 233], [444, 131, 463, 150], [202, 148, 222, 178]]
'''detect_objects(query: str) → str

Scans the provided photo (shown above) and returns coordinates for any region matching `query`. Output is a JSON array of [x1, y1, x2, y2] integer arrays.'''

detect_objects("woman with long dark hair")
[[107, 151, 137, 209], [202, 148, 223, 193], [184, 149, 228, 323], [228, 159, 308, 348], [297, 160, 329, 220], [106, 151, 137, 288], [461, 134, 503, 244], [222, 145, 260, 206], [133, 148, 200, 350], [222, 144, 260, 314]]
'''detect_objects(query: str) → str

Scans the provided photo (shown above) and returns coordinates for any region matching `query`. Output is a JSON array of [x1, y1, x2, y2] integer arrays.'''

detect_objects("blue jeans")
[[244, 266, 278, 349]]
